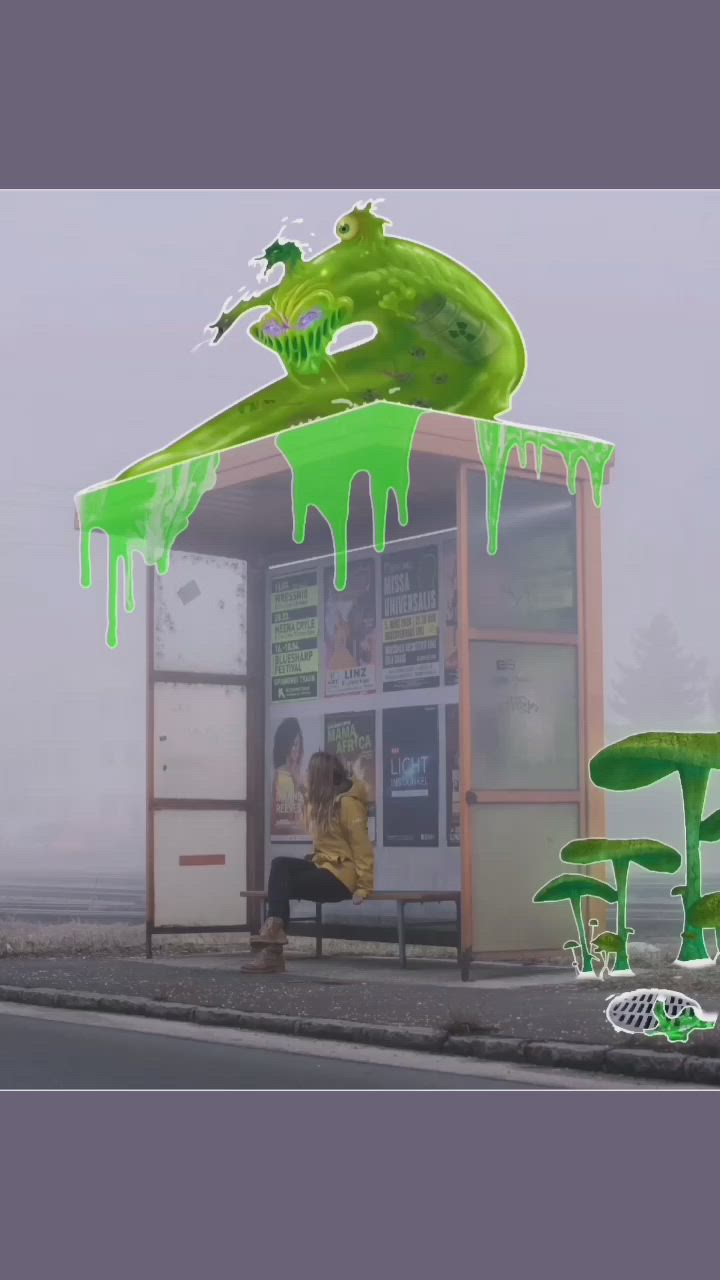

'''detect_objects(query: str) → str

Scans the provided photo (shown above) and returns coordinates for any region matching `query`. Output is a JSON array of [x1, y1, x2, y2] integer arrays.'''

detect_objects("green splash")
[[474, 418, 615, 554], [275, 402, 423, 590], [75, 455, 220, 648]]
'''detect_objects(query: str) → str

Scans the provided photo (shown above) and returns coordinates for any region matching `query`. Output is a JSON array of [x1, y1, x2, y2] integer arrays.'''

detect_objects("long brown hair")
[[306, 751, 351, 836]]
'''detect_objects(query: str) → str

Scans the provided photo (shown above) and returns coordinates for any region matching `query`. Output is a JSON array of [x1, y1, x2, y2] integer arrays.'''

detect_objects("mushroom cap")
[[562, 939, 580, 950], [533, 874, 618, 906], [687, 893, 720, 928], [561, 837, 681, 874], [590, 733, 720, 792], [593, 931, 623, 951]]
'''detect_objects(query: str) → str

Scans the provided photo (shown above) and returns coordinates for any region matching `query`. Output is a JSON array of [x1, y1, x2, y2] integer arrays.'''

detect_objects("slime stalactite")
[[75, 455, 220, 648], [474, 418, 615, 554], [275, 403, 424, 590], [75, 407, 615, 648]]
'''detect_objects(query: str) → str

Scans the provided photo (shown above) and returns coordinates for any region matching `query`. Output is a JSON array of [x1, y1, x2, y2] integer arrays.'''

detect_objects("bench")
[[241, 889, 468, 979]]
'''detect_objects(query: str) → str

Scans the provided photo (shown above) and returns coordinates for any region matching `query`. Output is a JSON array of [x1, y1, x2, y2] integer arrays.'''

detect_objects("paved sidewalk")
[[1, 946, 719, 1057]]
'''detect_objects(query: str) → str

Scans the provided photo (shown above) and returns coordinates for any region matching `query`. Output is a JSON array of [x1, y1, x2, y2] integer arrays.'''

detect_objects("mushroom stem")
[[677, 766, 711, 963], [613, 862, 632, 971], [570, 899, 594, 974]]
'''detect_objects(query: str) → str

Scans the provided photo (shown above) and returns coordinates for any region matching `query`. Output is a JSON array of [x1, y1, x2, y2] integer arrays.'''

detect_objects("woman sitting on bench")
[[242, 751, 375, 974]]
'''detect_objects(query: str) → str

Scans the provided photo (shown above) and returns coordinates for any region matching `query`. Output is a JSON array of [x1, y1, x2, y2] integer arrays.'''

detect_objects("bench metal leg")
[[455, 898, 462, 969], [315, 902, 323, 958], [397, 900, 407, 968]]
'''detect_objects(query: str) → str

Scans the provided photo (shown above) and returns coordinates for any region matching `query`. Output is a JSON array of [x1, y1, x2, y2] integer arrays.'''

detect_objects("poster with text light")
[[382, 706, 439, 847], [445, 703, 461, 846]]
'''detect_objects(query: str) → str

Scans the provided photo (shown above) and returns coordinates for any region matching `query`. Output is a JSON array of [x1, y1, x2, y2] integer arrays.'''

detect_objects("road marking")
[[0, 1003, 705, 1089]]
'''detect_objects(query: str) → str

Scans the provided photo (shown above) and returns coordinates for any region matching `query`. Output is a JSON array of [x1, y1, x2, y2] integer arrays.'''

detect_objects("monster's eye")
[[296, 308, 323, 331], [264, 320, 289, 338], [336, 214, 359, 240]]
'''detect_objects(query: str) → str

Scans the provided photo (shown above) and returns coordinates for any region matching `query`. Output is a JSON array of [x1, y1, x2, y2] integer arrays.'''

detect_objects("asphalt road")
[[0, 998, 638, 1090], [0, 1006, 691, 1089], [0, 1008, 537, 1089]]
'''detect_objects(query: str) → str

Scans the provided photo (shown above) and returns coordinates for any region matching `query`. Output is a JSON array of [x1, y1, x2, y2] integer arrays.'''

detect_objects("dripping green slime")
[[75, 403, 614, 648]]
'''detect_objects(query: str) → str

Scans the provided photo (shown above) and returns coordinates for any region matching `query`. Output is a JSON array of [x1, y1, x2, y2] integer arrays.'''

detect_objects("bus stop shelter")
[[137, 408, 613, 970]]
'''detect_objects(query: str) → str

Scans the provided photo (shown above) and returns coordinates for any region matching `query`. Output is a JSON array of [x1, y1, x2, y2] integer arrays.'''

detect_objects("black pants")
[[267, 856, 352, 927]]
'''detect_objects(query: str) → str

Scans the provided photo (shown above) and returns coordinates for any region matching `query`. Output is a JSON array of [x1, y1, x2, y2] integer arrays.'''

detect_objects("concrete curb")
[[1, 984, 718, 1085], [0, 985, 446, 1053]]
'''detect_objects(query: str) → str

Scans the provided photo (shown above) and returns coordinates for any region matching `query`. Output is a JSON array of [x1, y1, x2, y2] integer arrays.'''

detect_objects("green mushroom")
[[592, 928, 635, 978], [590, 733, 720, 965], [560, 837, 681, 973], [533, 874, 618, 977], [672, 889, 720, 962]]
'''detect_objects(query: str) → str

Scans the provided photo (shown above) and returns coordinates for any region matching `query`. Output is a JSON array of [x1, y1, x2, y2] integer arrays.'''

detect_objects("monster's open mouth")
[[253, 304, 353, 370]]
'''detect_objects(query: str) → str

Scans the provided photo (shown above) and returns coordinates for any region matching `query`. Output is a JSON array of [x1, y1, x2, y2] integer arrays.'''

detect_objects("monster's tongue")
[[75, 455, 220, 648], [276, 403, 424, 589]]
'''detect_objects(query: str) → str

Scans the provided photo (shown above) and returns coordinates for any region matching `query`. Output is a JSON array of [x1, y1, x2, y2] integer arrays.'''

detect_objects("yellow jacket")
[[309, 779, 375, 900]]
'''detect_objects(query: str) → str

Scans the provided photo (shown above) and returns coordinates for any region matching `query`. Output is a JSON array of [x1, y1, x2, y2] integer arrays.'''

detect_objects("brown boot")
[[250, 916, 288, 947], [241, 944, 286, 975]]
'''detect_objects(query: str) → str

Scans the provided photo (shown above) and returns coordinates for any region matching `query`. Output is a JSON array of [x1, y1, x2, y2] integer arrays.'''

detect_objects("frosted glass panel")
[[471, 803, 580, 952], [471, 641, 579, 790], [154, 683, 247, 801], [154, 551, 247, 674], [468, 471, 577, 633]]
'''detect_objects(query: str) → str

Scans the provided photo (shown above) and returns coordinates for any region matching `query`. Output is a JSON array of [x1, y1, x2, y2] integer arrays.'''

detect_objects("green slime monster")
[[117, 202, 528, 482], [74, 203, 615, 646]]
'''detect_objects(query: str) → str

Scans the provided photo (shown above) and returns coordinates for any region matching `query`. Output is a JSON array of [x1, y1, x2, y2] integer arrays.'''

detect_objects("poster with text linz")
[[324, 559, 376, 697], [382, 546, 440, 691]]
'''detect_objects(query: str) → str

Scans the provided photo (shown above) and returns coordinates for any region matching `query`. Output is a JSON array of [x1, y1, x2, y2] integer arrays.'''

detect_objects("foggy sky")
[[2, 189, 719, 871]]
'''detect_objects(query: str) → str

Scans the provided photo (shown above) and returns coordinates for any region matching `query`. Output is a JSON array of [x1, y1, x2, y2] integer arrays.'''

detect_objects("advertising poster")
[[325, 710, 377, 841], [443, 539, 459, 686], [324, 559, 377, 697], [269, 712, 321, 841], [382, 546, 440, 691], [382, 706, 439, 847], [445, 703, 461, 846], [271, 570, 319, 702]]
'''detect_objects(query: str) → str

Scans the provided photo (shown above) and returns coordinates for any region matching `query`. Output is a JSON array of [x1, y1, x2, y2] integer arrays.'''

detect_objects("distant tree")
[[609, 613, 707, 731]]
